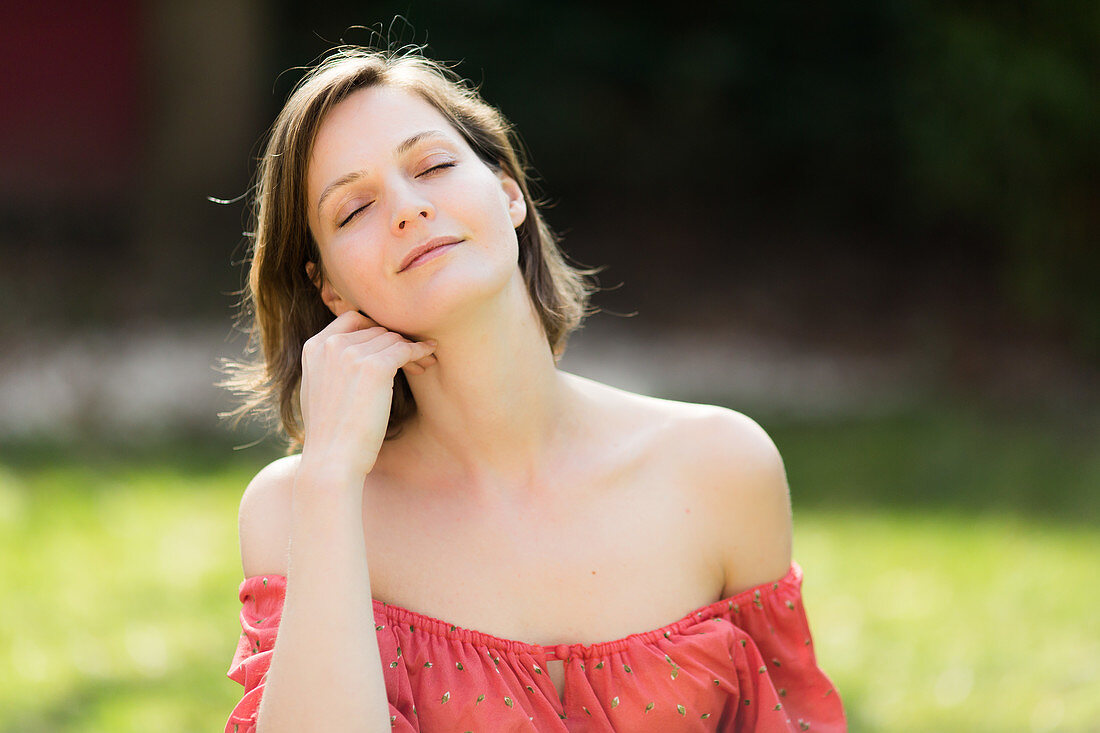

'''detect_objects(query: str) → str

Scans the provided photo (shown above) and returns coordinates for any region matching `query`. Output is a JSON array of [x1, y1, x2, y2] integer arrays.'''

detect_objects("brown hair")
[[216, 44, 604, 454]]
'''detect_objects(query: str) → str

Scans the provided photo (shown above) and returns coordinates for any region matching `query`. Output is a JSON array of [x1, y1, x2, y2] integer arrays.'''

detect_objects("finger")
[[375, 339, 437, 369], [315, 308, 374, 337], [327, 326, 390, 345], [345, 332, 435, 361], [403, 356, 436, 374]]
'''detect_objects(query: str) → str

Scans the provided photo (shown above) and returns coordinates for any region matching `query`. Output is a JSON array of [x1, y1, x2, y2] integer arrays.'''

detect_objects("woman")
[[219, 44, 846, 732]]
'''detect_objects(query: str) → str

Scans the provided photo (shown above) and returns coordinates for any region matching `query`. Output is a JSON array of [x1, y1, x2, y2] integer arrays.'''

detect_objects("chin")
[[398, 260, 516, 329]]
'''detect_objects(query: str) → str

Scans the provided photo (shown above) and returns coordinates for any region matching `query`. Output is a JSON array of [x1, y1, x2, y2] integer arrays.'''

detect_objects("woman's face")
[[305, 84, 527, 334]]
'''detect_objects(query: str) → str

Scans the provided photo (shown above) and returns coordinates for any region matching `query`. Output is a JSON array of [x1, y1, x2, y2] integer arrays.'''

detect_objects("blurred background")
[[1, 2, 1097, 731]]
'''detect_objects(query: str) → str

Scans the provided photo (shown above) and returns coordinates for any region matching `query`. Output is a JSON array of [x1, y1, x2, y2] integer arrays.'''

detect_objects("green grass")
[[0, 401, 1097, 732]]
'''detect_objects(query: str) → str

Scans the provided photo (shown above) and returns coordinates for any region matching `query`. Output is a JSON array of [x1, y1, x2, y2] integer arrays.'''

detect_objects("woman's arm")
[[248, 454, 391, 733], [240, 310, 437, 733]]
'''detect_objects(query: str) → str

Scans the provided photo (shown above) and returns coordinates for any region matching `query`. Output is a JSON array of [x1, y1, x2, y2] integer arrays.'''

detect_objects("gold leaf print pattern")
[[665, 653, 681, 679], [336, 567, 829, 729]]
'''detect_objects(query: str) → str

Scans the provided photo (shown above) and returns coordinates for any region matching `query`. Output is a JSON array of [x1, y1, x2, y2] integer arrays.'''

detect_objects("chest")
[[362, 459, 724, 702]]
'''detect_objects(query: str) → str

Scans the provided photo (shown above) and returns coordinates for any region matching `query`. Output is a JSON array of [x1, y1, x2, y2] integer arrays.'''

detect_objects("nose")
[[397, 210, 430, 230], [391, 185, 435, 233]]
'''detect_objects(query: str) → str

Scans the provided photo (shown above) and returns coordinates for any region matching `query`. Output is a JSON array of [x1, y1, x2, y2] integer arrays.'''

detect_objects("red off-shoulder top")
[[226, 560, 845, 731]]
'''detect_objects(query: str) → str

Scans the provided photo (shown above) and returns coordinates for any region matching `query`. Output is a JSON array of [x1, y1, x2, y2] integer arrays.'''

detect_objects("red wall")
[[0, 0, 142, 201]]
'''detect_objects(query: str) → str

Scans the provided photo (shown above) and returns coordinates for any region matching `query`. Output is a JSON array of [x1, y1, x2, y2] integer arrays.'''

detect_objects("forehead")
[[307, 86, 460, 195]]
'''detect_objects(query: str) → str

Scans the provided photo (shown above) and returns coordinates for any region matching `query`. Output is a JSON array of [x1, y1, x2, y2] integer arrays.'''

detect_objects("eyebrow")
[[316, 129, 453, 216]]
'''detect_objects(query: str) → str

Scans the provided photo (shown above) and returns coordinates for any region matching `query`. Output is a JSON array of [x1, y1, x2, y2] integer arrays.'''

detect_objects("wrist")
[[297, 447, 374, 487]]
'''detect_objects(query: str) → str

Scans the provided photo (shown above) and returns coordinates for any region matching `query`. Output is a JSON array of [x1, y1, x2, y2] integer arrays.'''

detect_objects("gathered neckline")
[[242, 561, 802, 659]]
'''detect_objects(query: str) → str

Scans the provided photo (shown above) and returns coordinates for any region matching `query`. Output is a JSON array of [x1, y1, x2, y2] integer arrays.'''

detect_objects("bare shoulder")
[[564, 375, 792, 593], [237, 453, 301, 579], [615, 392, 794, 597], [672, 404, 794, 597]]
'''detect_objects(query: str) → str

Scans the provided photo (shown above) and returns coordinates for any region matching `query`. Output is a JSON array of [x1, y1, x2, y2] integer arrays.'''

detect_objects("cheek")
[[457, 169, 514, 226], [327, 249, 385, 297]]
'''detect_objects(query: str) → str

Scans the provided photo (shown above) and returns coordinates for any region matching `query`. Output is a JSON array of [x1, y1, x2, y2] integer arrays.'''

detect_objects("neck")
[[381, 269, 574, 500]]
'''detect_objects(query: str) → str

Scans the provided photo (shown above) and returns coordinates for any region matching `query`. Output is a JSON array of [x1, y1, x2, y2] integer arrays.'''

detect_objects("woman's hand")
[[299, 310, 438, 478]]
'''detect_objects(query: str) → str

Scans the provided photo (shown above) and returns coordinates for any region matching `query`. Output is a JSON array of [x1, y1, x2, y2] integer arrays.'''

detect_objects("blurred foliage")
[[3, 3, 1095, 358], [895, 2, 1100, 356], [270, 1, 1099, 355]]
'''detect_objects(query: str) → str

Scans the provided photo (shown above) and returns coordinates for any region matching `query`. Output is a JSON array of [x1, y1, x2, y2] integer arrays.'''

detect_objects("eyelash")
[[337, 162, 456, 228]]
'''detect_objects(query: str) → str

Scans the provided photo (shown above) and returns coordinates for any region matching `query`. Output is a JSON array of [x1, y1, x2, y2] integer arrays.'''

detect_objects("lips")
[[399, 236, 464, 272]]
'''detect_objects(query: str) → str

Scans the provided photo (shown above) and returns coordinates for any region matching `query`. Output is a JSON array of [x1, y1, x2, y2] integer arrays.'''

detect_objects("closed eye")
[[421, 161, 456, 177], [337, 162, 456, 228]]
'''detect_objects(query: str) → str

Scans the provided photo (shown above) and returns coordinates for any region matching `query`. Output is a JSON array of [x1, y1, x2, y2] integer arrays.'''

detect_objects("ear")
[[496, 169, 527, 229], [305, 261, 356, 316]]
